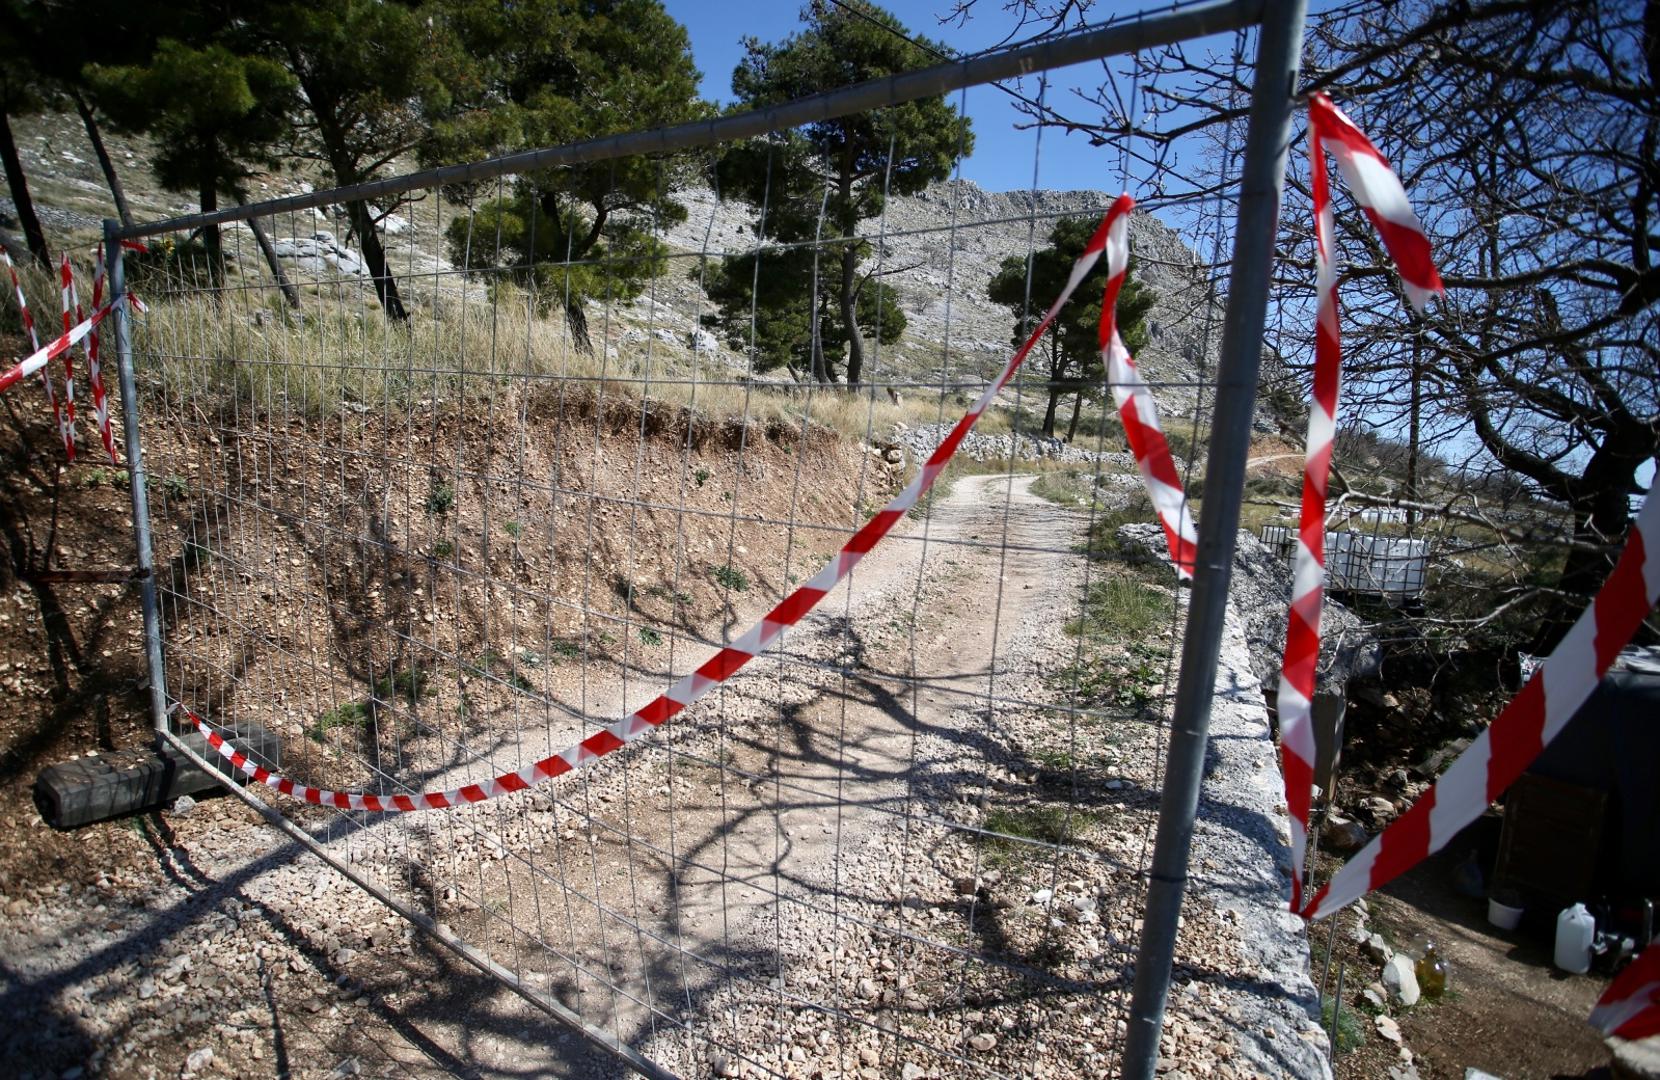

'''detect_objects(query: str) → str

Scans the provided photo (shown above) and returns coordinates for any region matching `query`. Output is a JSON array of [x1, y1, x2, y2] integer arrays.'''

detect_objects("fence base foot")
[[33, 723, 280, 830]]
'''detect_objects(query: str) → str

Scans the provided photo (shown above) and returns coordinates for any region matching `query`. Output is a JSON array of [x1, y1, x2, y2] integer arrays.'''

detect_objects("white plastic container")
[[1488, 897, 1524, 931], [1554, 903, 1595, 974]]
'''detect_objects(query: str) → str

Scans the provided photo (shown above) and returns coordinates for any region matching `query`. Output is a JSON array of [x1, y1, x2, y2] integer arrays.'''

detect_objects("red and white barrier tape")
[[2, 246, 67, 450], [177, 200, 1177, 813], [1301, 490, 1660, 920], [1098, 193, 1198, 577], [1592, 942, 1660, 1041], [87, 248, 117, 463], [57, 255, 79, 460], [1280, 93, 1444, 910], [0, 295, 130, 397]]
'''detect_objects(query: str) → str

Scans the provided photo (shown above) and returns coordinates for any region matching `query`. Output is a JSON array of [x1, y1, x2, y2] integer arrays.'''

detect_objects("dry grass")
[[129, 285, 976, 443]]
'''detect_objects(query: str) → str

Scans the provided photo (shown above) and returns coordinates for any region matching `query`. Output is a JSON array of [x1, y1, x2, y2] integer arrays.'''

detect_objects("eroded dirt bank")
[[1, 379, 1324, 1078]]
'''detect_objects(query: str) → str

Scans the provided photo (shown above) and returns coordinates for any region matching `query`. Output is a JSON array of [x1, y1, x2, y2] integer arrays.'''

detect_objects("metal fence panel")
[[102, 5, 1307, 1075]]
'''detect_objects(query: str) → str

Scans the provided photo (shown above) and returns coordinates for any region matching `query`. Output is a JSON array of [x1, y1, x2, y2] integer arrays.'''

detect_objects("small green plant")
[[1051, 642, 1163, 711], [711, 564, 748, 591], [374, 667, 428, 705], [517, 648, 541, 667], [639, 627, 663, 646], [503, 519, 523, 539], [550, 639, 582, 660], [83, 466, 129, 489], [1032, 746, 1082, 773], [310, 700, 370, 741], [431, 539, 454, 559], [1320, 997, 1364, 1054], [977, 805, 1102, 868], [425, 481, 455, 515], [694, 467, 711, 488], [982, 805, 1080, 846], [1066, 577, 1167, 643], [162, 474, 190, 500]]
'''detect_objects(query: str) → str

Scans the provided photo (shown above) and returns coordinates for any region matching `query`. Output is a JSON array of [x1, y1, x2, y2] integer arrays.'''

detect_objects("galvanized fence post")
[[1120, 4, 1307, 1078], [104, 218, 169, 739]]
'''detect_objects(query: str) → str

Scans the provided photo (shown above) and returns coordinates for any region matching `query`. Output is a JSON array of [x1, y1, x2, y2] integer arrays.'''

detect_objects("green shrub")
[[310, 700, 369, 741], [425, 481, 455, 515], [1320, 997, 1364, 1054], [712, 564, 748, 592], [1067, 577, 1168, 643]]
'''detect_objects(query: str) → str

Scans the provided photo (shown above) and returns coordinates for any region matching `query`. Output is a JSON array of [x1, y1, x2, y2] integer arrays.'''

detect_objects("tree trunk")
[[1040, 331, 1063, 436], [343, 200, 406, 321], [1065, 392, 1084, 443], [1405, 323, 1422, 530], [0, 111, 50, 269], [563, 297, 591, 353], [72, 91, 132, 230], [198, 177, 221, 290], [839, 242, 864, 388], [235, 195, 300, 309], [300, 74, 408, 323], [1552, 437, 1651, 636], [1041, 386, 1061, 437], [537, 192, 605, 353]]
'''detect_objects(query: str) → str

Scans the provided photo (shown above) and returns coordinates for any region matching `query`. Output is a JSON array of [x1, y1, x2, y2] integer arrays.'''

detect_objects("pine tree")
[[987, 217, 1155, 440], [710, 0, 971, 387], [87, 40, 295, 283], [248, 0, 459, 321], [424, 0, 707, 351]]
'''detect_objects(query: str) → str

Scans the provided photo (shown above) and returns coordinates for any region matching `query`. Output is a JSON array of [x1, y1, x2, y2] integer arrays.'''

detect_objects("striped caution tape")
[[179, 199, 1182, 813], [1280, 93, 1445, 910], [0, 294, 135, 397], [57, 255, 80, 461], [1591, 942, 1660, 1041], [1098, 193, 1198, 578], [2, 245, 67, 452], [87, 248, 118, 464], [1301, 489, 1660, 919]]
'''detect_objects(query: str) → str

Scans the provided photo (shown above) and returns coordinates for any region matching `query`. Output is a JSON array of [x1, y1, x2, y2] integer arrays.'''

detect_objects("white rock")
[[1029, 888, 1053, 905], [1375, 1014, 1402, 1043], [185, 1047, 214, 1072], [171, 795, 197, 816], [1362, 932, 1394, 964], [1382, 954, 1421, 1007], [969, 1033, 997, 1051]]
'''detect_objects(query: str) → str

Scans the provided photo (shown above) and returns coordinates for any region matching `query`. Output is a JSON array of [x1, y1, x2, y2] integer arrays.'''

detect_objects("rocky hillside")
[[655, 179, 1226, 418], [5, 109, 1243, 426]]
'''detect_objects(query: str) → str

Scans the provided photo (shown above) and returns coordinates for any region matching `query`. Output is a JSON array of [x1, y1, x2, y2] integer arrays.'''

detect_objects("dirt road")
[[1, 467, 1325, 1080]]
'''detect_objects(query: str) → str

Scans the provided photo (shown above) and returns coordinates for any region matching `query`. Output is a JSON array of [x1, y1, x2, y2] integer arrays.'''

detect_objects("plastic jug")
[[1555, 903, 1595, 974]]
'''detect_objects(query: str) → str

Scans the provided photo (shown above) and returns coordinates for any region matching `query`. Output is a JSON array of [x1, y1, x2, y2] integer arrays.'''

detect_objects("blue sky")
[[661, 0, 1233, 194]]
